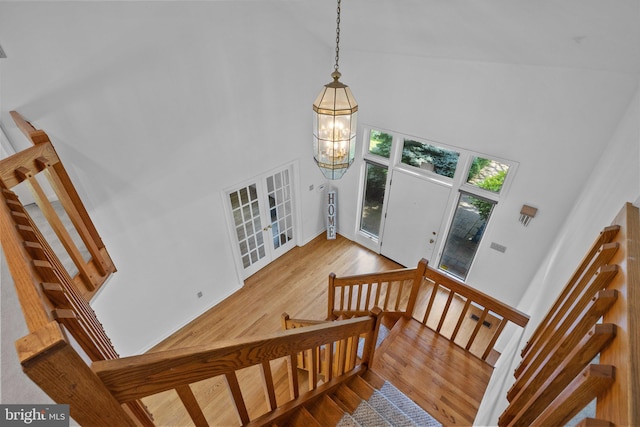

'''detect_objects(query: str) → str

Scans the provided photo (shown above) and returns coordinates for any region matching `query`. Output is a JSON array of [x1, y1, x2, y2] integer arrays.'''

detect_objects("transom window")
[[466, 156, 510, 193], [401, 139, 460, 179]]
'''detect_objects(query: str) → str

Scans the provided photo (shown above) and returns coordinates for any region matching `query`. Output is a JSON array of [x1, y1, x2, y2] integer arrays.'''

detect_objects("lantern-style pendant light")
[[313, 0, 358, 180]]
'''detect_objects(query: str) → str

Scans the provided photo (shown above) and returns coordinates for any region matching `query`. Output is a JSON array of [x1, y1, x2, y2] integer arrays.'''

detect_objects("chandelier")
[[312, 0, 358, 180]]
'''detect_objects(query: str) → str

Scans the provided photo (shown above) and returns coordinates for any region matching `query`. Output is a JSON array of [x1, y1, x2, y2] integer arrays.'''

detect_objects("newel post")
[[16, 321, 139, 427], [328, 273, 337, 320], [406, 258, 428, 318], [361, 307, 384, 367]]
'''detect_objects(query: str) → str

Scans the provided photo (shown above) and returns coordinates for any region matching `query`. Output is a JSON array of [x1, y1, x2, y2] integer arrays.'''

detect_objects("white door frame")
[[222, 161, 300, 281]]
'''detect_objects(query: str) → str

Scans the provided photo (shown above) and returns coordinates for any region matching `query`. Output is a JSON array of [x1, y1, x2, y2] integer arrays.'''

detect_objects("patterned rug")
[[337, 381, 442, 427]]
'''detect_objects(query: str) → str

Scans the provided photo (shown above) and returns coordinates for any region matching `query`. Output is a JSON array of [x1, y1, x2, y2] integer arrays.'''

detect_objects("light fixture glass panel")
[[313, 80, 357, 177]]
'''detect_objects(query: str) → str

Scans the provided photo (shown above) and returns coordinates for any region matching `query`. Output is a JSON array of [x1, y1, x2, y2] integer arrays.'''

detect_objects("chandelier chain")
[[334, 0, 341, 72]]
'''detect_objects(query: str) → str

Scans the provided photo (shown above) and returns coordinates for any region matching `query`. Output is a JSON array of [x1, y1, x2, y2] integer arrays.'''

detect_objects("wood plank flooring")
[[142, 233, 494, 426], [148, 234, 402, 351], [373, 317, 493, 426], [143, 234, 403, 425]]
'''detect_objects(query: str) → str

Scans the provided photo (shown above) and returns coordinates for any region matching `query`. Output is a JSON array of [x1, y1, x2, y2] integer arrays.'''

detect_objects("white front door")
[[380, 169, 451, 268], [225, 166, 296, 278]]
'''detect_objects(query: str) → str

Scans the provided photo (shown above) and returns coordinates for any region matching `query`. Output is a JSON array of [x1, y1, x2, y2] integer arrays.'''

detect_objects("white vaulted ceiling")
[[281, 0, 640, 74], [0, 0, 638, 356], [4, 0, 638, 73]]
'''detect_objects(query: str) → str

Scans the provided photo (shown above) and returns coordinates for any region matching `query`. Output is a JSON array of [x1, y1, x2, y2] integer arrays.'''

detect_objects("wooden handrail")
[[9, 110, 49, 145], [520, 225, 620, 358], [499, 203, 639, 426], [422, 266, 530, 328], [328, 258, 529, 364], [328, 261, 422, 319], [2, 112, 115, 297], [1, 113, 151, 426], [93, 313, 381, 425]]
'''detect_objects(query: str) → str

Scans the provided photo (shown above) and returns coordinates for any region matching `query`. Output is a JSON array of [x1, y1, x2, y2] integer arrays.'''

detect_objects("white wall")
[[1, 1, 639, 412], [0, 1, 332, 355], [475, 83, 640, 425], [334, 50, 639, 306]]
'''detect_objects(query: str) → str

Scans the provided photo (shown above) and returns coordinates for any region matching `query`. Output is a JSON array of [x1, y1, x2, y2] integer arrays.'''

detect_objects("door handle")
[[263, 225, 272, 231]]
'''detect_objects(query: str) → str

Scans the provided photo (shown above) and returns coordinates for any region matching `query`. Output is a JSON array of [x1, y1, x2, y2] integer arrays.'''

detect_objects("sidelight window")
[[438, 193, 495, 280], [357, 125, 516, 282], [359, 161, 388, 238]]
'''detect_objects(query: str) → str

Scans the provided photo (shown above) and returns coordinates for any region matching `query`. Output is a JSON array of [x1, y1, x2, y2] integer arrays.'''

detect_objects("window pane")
[[439, 193, 495, 280], [368, 130, 392, 159], [360, 162, 388, 238], [467, 157, 510, 193], [401, 139, 459, 178]]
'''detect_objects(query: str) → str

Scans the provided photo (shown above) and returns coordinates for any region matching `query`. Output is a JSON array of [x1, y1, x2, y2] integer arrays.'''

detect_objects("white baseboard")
[[134, 282, 244, 355]]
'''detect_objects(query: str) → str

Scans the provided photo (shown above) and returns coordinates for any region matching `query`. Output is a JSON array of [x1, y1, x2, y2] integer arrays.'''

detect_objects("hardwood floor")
[[148, 234, 402, 352], [143, 233, 494, 426], [373, 317, 493, 426], [143, 234, 403, 426]]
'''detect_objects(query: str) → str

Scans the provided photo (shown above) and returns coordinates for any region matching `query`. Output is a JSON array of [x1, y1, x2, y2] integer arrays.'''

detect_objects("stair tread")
[[336, 414, 362, 427], [372, 316, 409, 361], [378, 381, 442, 427], [371, 316, 492, 426], [286, 406, 321, 427], [333, 384, 362, 413], [351, 400, 393, 427], [307, 394, 345, 426], [361, 370, 386, 389], [347, 375, 375, 401]]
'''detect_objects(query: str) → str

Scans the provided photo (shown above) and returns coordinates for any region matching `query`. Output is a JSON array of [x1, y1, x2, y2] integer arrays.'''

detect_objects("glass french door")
[[226, 166, 296, 278]]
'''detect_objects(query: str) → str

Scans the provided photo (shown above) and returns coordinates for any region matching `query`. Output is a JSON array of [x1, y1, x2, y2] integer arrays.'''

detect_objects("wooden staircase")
[[0, 113, 530, 426], [3, 111, 637, 426], [260, 367, 439, 427], [279, 311, 504, 426]]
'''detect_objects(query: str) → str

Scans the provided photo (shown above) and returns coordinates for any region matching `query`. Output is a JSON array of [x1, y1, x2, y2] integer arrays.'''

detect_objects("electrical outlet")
[[490, 242, 507, 253]]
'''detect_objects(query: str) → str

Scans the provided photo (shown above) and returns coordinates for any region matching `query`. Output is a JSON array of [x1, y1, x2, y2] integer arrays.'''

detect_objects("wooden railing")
[[2, 111, 115, 299], [93, 312, 383, 426], [328, 258, 530, 364], [499, 203, 639, 427], [1, 112, 151, 426], [328, 260, 426, 319]]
